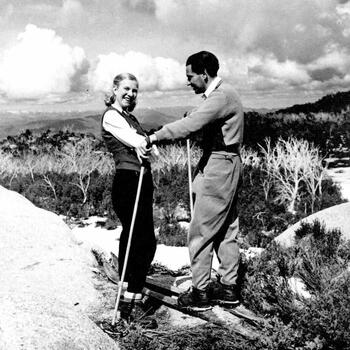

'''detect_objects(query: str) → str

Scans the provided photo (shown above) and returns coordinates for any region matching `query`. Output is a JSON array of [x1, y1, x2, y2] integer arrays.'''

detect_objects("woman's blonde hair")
[[104, 73, 139, 110]]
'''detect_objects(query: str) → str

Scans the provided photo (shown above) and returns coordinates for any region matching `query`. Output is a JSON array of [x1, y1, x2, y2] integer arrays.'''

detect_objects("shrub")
[[294, 275, 350, 349], [153, 165, 190, 221], [0, 130, 345, 248], [157, 219, 188, 247], [241, 242, 296, 320], [241, 221, 350, 349], [239, 165, 298, 247], [243, 111, 350, 160], [239, 143, 344, 247]]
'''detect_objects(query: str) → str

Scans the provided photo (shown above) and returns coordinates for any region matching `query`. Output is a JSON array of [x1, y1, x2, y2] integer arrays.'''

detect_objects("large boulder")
[[0, 186, 118, 350], [275, 202, 350, 248]]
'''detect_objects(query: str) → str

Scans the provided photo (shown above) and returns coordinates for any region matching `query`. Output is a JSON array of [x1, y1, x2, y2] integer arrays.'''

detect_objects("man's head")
[[185, 51, 219, 94]]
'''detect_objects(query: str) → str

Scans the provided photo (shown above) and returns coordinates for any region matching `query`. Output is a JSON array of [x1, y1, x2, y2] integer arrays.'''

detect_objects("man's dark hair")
[[186, 51, 219, 77]]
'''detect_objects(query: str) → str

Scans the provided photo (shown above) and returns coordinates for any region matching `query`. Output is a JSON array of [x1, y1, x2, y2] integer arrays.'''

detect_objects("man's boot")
[[209, 276, 240, 308], [178, 286, 212, 311]]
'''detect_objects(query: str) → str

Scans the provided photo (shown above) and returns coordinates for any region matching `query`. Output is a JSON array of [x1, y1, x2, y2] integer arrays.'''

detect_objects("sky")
[[0, 0, 350, 113]]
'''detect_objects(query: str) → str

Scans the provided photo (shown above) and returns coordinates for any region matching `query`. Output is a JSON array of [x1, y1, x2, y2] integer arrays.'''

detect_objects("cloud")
[[336, 1, 350, 36], [89, 51, 185, 92], [309, 67, 344, 82], [152, 0, 350, 63], [249, 56, 310, 85], [1, 0, 349, 108], [120, 0, 156, 13], [0, 1, 85, 29], [0, 24, 89, 99], [307, 46, 350, 81], [0, 3, 14, 24], [58, 0, 85, 27]]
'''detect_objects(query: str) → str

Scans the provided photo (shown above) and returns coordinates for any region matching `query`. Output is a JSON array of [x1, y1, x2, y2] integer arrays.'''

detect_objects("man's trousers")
[[189, 152, 242, 290]]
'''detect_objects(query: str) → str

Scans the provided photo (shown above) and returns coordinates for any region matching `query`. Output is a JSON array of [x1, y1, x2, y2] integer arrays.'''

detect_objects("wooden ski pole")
[[186, 139, 194, 218], [112, 166, 145, 325]]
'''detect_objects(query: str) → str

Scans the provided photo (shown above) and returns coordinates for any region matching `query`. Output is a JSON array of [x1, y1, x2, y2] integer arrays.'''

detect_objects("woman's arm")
[[102, 110, 145, 148]]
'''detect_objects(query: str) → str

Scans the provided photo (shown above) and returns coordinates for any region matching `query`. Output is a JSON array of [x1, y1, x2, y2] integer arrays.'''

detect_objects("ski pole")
[[186, 139, 194, 218], [112, 166, 145, 325]]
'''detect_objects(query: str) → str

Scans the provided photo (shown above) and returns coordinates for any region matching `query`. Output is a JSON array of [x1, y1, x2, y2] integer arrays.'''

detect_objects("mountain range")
[[272, 90, 350, 115], [0, 90, 349, 140], [0, 106, 191, 140]]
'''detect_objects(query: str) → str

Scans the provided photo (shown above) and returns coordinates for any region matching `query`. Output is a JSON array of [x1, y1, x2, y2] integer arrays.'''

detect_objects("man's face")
[[113, 79, 138, 111], [186, 65, 206, 94]]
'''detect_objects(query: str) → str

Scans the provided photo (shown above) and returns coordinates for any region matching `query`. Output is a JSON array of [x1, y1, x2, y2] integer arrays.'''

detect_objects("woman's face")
[[113, 79, 138, 111]]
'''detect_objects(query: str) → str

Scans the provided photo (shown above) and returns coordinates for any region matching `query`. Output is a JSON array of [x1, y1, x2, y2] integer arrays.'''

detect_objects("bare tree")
[[261, 137, 327, 214], [59, 138, 111, 204]]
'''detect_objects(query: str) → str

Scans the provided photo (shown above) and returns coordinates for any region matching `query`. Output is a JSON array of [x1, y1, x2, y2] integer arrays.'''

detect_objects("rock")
[[288, 277, 311, 299], [275, 202, 350, 248], [242, 247, 264, 260], [0, 186, 118, 350], [173, 204, 190, 221]]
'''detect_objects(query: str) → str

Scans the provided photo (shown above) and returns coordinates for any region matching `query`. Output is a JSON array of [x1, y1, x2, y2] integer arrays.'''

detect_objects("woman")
[[101, 73, 156, 322]]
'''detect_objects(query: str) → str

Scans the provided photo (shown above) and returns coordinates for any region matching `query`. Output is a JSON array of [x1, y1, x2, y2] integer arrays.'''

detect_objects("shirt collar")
[[203, 76, 222, 99], [112, 102, 129, 116]]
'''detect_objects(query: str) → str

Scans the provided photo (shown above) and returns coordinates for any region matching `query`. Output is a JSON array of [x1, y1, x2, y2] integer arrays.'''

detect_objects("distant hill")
[[0, 106, 193, 140], [1, 89, 349, 140], [244, 107, 277, 114], [273, 90, 350, 115]]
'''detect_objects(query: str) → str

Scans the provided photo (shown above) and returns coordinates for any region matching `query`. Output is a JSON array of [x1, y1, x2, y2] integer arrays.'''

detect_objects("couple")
[[101, 51, 244, 324]]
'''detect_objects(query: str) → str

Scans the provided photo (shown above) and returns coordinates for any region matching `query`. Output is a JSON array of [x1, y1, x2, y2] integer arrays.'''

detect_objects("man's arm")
[[154, 91, 231, 142]]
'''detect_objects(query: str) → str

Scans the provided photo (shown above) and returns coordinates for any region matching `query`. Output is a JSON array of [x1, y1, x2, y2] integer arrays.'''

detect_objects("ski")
[[94, 250, 265, 331], [145, 276, 265, 327], [142, 285, 260, 340]]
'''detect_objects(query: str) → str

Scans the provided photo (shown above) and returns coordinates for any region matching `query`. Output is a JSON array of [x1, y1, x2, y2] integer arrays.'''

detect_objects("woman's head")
[[104, 73, 139, 111]]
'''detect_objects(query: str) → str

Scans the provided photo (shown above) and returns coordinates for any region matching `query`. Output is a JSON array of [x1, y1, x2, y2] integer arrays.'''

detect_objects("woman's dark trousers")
[[112, 169, 156, 293]]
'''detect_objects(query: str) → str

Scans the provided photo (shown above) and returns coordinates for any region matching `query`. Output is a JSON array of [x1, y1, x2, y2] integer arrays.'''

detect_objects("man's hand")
[[135, 137, 151, 163], [147, 134, 158, 145]]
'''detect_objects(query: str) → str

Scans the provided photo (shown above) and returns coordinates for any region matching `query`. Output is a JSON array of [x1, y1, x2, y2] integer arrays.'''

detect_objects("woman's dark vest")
[[101, 107, 150, 172]]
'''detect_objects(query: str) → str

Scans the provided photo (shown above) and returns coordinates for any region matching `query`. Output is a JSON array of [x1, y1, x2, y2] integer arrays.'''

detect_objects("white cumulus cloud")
[[89, 51, 185, 92], [250, 56, 310, 85], [0, 24, 89, 99], [150, 0, 350, 94]]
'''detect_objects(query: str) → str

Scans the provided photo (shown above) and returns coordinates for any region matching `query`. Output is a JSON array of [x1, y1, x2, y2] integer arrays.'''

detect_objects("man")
[[140, 51, 244, 311]]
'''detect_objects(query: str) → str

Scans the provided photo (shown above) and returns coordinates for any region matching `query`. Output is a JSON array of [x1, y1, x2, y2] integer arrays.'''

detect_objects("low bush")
[[240, 221, 350, 349], [0, 171, 114, 218], [244, 111, 350, 159], [239, 164, 343, 247], [116, 221, 350, 349], [294, 275, 350, 349], [156, 219, 188, 247], [0, 130, 345, 248]]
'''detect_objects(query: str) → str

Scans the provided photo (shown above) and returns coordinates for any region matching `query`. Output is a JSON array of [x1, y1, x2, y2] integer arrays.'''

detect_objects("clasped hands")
[[135, 134, 158, 162]]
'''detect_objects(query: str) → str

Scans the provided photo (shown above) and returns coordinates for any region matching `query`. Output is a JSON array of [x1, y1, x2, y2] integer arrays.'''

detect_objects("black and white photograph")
[[0, 1, 349, 349]]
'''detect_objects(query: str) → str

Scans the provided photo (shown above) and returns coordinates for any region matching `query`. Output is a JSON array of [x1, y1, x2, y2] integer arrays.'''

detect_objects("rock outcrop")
[[0, 186, 118, 350], [275, 202, 350, 248]]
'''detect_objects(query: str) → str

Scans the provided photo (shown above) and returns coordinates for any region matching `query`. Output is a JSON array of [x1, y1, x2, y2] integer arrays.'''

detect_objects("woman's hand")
[[135, 137, 152, 163]]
